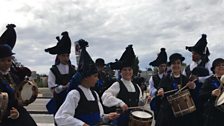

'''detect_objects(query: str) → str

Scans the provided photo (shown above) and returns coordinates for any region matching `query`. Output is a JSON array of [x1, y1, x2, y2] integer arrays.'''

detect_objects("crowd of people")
[[0, 23, 224, 126]]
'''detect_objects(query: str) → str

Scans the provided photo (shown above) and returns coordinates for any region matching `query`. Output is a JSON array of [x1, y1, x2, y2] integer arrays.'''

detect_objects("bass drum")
[[15, 80, 38, 106], [0, 92, 8, 123]]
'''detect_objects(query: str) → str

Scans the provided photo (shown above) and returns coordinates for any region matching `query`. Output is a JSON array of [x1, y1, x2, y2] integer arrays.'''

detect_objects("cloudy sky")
[[1, 0, 224, 74]]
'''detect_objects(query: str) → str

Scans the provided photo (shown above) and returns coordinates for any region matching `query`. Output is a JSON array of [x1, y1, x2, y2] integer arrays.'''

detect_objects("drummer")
[[45, 31, 76, 116], [156, 53, 197, 126], [199, 58, 224, 126], [0, 24, 37, 126], [183, 34, 213, 126], [55, 41, 119, 126], [148, 48, 167, 120], [101, 45, 146, 126]]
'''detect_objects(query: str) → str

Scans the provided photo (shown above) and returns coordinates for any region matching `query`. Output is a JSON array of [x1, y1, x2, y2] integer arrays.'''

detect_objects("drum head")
[[216, 92, 224, 106], [131, 110, 152, 119], [16, 80, 38, 106], [21, 83, 33, 100]]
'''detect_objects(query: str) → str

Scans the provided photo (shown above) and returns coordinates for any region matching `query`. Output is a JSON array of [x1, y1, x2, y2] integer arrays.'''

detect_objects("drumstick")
[[128, 106, 144, 110], [164, 89, 178, 95], [128, 89, 179, 110], [149, 89, 178, 100], [175, 78, 197, 94]]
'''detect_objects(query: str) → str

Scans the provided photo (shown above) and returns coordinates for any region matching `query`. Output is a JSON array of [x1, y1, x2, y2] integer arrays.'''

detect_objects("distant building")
[[30, 71, 37, 81]]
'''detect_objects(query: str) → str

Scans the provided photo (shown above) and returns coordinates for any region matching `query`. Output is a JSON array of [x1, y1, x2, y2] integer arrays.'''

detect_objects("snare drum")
[[16, 80, 38, 106], [0, 92, 8, 123], [215, 92, 224, 112], [167, 89, 196, 117], [129, 109, 153, 126]]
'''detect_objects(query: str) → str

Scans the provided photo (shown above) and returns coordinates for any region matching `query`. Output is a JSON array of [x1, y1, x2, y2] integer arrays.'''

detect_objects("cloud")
[[0, 0, 224, 74]]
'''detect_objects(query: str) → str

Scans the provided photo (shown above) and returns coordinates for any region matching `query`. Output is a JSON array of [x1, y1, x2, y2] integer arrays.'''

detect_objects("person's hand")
[[63, 82, 70, 89], [9, 107, 19, 119], [187, 81, 196, 89], [120, 104, 128, 112], [107, 112, 120, 120], [189, 75, 198, 82], [157, 88, 164, 97], [145, 95, 152, 103], [212, 89, 221, 97]]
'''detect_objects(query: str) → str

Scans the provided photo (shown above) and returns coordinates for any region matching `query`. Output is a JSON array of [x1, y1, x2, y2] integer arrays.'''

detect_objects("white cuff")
[[55, 85, 64, 93]]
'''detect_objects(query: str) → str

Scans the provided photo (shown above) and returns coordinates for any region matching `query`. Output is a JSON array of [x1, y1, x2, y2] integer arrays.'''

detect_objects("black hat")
[[186, 34, 210, 56], [77, 40, 97, 79], [191, 67, 210, 77], [0, 24, 16, 49], [211, 58, 224, 73], [0, 44, 15, 58], [77, 39, 89, 49], [119, 45, 136, 69], [108, 59, 121, 70], [149, 48, 167, 67], [45, 31, 71, 55], [108, 45, 136, 70], [95, 58, 105, 66], [168, 53, 185, 65]]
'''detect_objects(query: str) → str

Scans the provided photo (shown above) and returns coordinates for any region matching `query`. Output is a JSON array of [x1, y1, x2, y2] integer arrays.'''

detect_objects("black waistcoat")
[[117, 80, 140, 107]]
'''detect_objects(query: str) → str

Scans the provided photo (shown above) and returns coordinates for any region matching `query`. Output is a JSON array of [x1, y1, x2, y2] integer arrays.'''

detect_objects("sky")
[[1, 0, 224, 74]]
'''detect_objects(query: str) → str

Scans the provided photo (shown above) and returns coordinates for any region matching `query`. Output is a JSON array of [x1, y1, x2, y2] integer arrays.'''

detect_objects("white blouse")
[[48, 63, 69, 89], [182, 60, 212, 83], [55, 85, 105, 126], [148, 73, 164, 97], [101, 78, 142, 108]]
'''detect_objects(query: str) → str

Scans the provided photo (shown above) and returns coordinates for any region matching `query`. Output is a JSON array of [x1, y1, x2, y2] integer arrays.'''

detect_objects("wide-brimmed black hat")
[[77, 39, 97, 78], [186, 34, 210, 56], [191, 66, 209, 77], [0, 44, 15, 58], [0, 24, 16, 49], [45, 31, 71, 55], [95, 58, 105, 66], [211, 58, 224, 73], [149, 48, 167, 67], [168, 53, 185, 65]]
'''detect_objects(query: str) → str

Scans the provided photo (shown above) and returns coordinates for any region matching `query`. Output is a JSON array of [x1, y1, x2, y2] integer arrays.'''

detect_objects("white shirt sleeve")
[[101, 82, 125, 107], [148, 76, 157, 97], [182, 67, 187, 76], [198, 62, 212, 83], [55, 90, 85, 126], [48, 70, 58, 89]]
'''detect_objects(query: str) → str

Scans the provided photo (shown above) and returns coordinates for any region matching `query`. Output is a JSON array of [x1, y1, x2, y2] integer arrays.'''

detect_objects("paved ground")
[[25, 88, 54, 126]]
